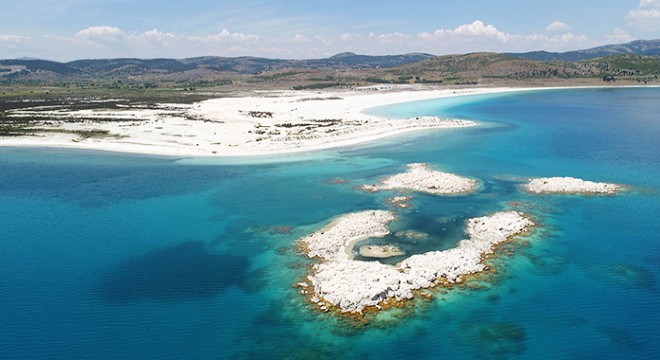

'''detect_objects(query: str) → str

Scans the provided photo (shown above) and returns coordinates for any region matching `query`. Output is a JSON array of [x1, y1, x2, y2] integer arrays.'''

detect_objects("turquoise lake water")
[[0, 87, 658, 359]]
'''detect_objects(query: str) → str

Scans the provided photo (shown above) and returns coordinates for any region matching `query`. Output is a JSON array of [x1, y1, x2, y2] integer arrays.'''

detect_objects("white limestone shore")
[[361, 163, 478, 195], [523, 176, 623, 194], [298, 209, 533, 314], [0, 86, 552, 157]]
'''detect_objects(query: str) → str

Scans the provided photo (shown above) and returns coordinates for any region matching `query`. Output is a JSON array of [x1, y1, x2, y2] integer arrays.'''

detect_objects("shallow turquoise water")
[[0, 87, 658, 359]]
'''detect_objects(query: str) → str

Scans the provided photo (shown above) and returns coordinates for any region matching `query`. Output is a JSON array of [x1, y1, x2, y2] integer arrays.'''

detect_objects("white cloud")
[[605, 28, 635, 43], [291, 34, 308, 44], [626, 0, 660, 31], [0, 21, 598, 61], [52, 27, 258, 58], [368, 31, 410, 43], [546, 21, 570, 32], [449, 20, 507, 39], [185, 29, 260, 57], [207, 28, 259, 42], [0, 34, 32, 54], [129, 29, 179, 49], [404, 20, 591, 53], [67, 26, 258, 53], [0, 34, 31, 42], [75, 26, 124, 39], [143, 29, 177, 41], [415, 20, 508, 44]]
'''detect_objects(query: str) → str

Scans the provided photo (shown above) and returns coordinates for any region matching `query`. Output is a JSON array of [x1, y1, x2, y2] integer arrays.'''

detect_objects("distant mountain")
[[0, 53, 435, 79], [2, 41, 658, 85], [0, 59, 80, 75], [13, 57, 46, 61], [387, 51, 660, 83], [396, 52, 587, 79], [306, 52, 435, 68], [509, 39, 660, 61]]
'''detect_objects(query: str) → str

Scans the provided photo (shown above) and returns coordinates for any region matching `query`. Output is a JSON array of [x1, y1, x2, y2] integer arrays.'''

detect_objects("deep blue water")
[[1, 87, 658, 359]]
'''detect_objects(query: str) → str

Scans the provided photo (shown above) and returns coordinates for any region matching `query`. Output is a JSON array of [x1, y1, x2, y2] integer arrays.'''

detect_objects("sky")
[[1, 0, 659, 61]]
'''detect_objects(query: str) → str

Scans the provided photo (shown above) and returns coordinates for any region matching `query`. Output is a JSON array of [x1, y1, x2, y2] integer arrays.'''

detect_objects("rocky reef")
[[298, 210, 533, 314]]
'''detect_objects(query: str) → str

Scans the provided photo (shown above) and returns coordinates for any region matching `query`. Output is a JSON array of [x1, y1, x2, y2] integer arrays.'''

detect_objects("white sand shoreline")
[[0, 85, 630, 158]]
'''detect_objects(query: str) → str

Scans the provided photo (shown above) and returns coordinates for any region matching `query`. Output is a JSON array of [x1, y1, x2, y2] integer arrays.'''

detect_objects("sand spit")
[[299, 210, 533, 313], [0, 87, 491, 157], [361, 163, 478, 195], [523, 177, 623, 194], [2, 86, 644, 157]]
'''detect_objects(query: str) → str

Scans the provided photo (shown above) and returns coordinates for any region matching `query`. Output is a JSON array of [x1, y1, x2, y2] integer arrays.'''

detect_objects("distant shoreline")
[[0, 85, 656, 158]]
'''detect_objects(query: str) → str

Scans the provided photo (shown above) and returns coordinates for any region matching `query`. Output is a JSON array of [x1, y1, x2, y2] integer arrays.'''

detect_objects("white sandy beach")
[[0, 86, 550, 157]]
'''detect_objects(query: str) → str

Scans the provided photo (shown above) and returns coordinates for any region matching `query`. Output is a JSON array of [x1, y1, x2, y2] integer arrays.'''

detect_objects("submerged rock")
[[387, 196, 413, 209], [455, 321, 527, 358], [358, 245, 406, 258], [395, 229, 429, 240]]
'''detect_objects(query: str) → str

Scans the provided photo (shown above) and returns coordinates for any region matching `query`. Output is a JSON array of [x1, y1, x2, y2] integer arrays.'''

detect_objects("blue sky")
[[1, 0, 659, 60]]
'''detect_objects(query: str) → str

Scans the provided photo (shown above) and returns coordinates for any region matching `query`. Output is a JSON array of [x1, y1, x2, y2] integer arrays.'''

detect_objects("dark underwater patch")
[[0, 153, 240, 207], [453, 320, 527, 359], [597, 324, 645, 351], [96, 241, 250, 303], [586, 262, 656, 290]]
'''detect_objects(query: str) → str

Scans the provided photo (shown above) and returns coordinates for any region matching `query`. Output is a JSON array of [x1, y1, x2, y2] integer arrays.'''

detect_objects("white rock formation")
[[299, 210, 533, 313], [300, 210, 396, 261], [523, 177, 622, 194], [361, 163, 477, 195]]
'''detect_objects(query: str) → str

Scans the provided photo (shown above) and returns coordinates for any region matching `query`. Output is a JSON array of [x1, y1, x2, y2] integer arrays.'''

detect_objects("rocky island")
[[361, 163, 478, 195], [523, 176, 623, 194], [297, 210, 534, 314]]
